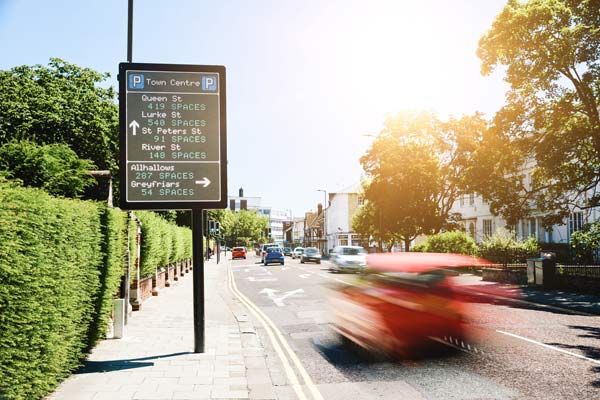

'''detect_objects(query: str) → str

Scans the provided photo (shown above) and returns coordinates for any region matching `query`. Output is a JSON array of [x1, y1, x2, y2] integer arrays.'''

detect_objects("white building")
[[228, 188, 291, 244], [450, 164, 600, 244], [325, 184, 365, 251]]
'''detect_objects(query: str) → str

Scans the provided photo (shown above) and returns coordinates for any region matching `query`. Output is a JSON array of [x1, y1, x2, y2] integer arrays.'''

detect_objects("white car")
[[329, 245, 367, 273], [292, 247, 304, 259]]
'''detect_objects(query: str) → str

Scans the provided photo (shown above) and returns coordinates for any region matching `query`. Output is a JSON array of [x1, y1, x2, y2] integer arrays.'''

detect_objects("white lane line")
[[229, 266, 324, 400], [468, 290, 596, 317], [228, 267, 308, 400], [496, 330, 600, 365]]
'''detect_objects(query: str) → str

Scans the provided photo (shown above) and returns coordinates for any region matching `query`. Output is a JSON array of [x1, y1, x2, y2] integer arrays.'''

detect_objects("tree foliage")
[[0, 58, 118, 172], [0, 140, 96, 197], [475, 0, 600, 224], [220, 210, 268, 248], [359, 111, 479, 250]]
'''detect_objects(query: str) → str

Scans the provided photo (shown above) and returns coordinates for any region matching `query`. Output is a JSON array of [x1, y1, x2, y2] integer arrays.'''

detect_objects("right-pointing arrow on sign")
[[129, 120, 139, 135], [195, 177, 211, 188]]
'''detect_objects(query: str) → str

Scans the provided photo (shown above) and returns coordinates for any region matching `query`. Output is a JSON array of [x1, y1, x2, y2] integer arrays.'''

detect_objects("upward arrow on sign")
[[129, 120, 139, 135]]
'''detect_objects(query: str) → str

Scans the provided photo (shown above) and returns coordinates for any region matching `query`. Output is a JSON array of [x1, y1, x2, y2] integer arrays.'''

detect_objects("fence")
[[557, 265, 600, 279]]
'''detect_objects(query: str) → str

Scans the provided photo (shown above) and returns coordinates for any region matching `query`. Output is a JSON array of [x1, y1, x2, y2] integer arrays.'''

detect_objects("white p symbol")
[[206, 77, 215, 87], [133, 76, 142, 85]]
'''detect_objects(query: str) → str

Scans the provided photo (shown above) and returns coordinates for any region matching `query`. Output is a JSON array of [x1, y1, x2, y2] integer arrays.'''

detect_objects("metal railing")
[[556, 265, 600, 278]]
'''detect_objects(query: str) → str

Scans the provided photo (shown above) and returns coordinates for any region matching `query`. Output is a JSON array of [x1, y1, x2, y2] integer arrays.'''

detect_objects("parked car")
[[329, 245, 367, 273], [260, 243, 277, 262], [283, 247, 292, 256], [301, 247, 321, 264], [292, 247, 304, 259], [331, 252, 485, 358], [264, 247, 285, 266], [232, 247, 247, 260]]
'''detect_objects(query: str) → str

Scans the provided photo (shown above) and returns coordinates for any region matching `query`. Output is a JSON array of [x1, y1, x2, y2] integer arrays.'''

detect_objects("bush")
[[570, 222, 600, 264], [0, 140, 96, 197], [0, 181, 123, 400], [412, 231, 478, 255], [478, 228, 540, 266]]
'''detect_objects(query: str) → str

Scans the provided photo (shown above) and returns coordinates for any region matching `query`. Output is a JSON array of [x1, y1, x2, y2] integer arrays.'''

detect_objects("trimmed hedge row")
[[137, 211, 192, 278], [0, 182, 192, 400]]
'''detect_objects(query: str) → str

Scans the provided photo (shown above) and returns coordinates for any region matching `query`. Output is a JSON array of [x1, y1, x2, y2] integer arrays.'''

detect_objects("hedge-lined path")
[[47, 255, 276, 400]]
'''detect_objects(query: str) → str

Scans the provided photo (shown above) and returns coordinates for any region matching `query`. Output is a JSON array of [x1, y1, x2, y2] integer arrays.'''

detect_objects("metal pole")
[[192, 210, 205, 353], [127, 0, 133, 62]]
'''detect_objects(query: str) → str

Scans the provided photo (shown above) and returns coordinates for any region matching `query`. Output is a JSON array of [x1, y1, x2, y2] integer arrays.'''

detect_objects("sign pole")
[[192, 209, 205, 353], [127, 0, 133, 62]]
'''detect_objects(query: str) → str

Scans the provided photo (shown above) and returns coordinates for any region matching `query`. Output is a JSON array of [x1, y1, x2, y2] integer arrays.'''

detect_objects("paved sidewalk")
[[48, 255, 276, 400]]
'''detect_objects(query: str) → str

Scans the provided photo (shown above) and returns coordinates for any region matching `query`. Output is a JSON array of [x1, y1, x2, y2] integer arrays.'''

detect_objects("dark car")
[[264, 247, 285, 266], [283, 247, 292, 256], [300, 247, 321, 264]]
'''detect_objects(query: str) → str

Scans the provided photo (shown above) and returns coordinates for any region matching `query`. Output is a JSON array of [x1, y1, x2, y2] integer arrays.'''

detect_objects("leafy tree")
[[475, 0, 600, 225], [0, 140, 96, 197], [412, 231, 478, 255], [352, 199, 395, 251], [359, 111, 479, 251], [0, 58, 118, 172], [220, 210, 268, 248]]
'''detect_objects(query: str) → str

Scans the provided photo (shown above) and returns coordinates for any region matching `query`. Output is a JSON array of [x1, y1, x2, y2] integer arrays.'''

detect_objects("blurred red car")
[[232, 247, 247, 260], [331, 253, 489, 358]]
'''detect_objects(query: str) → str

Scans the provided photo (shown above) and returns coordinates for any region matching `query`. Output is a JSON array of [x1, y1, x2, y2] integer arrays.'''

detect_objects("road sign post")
[[119, 63, 226, 353]]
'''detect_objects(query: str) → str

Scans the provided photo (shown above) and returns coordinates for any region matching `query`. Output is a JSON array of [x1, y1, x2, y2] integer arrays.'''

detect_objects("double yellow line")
[[227, 265, 324, 400]]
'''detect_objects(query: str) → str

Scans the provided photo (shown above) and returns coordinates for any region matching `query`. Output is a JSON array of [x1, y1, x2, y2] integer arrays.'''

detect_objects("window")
[[459, 196, 464, 207], [529, 218, 537, 238], [358, 197, 364, 206], [483, 219, 493, 237], [469, 193, 475, 205], [569, 212, 584, 237]]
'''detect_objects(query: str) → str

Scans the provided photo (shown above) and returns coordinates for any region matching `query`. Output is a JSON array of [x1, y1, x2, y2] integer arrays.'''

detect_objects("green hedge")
[[137, 211, 191, 278], [0, 182, 107, 400], [412, 231, 478, 255], [0, 182, 192, 399]]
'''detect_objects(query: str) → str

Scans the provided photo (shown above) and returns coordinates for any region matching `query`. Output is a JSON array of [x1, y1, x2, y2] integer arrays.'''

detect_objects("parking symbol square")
[[128, 73, 144, 89], [202, 75, 218, 92]]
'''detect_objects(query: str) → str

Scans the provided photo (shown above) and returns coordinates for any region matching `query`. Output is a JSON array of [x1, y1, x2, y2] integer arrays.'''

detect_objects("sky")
[[0, 0, 509, 217]]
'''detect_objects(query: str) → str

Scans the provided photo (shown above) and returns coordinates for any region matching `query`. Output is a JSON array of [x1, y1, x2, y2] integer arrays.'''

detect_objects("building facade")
[[325, 185, 365, 251]]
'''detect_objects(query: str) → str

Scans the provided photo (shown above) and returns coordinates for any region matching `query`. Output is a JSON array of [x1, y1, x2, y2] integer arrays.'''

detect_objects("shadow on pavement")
[[546, 325, 600, 388], [76, 351, 192, 374]]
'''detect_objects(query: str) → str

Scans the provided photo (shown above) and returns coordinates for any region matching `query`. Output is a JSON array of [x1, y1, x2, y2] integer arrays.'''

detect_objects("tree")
[[0, 140, 96, 197], [0, 58, 118, 172], [412, 231, 478, 255], [220, 210, 268, 248], [359, 111, 479, 251], [476, 0, 600, 225]]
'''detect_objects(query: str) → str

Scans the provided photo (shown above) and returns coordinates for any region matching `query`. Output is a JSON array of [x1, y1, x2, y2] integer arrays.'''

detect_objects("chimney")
[[317, 203, 323, 216], [239, 187, 244, 197]]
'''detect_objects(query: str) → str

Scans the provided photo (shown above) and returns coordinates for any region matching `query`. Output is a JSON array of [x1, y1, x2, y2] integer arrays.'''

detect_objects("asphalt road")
[[229, 253, 600, 400]]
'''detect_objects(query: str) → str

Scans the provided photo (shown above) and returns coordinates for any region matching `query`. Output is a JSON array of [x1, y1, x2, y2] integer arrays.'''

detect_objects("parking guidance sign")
[[119, 63, 227, 210]]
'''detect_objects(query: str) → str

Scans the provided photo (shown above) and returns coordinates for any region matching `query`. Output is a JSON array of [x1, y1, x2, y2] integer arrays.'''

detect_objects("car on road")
[[330, 252, 482, 358], [231, 247, 247, 260], [292, 247, 304, 259], [260, 243, 277, 262], [264, 247, 285, 266], [283, 247, 292, 256], [300, 247, 321, 264], [329, 245, 367, 273]]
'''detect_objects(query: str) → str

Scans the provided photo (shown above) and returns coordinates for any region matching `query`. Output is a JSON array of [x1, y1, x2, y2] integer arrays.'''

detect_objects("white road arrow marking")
[[195, 177, 211, 187], [248, 276, 277, 282], [129, 120, 139, 135], [299, 274, 311, 279], [259, 288, 305, 307]]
